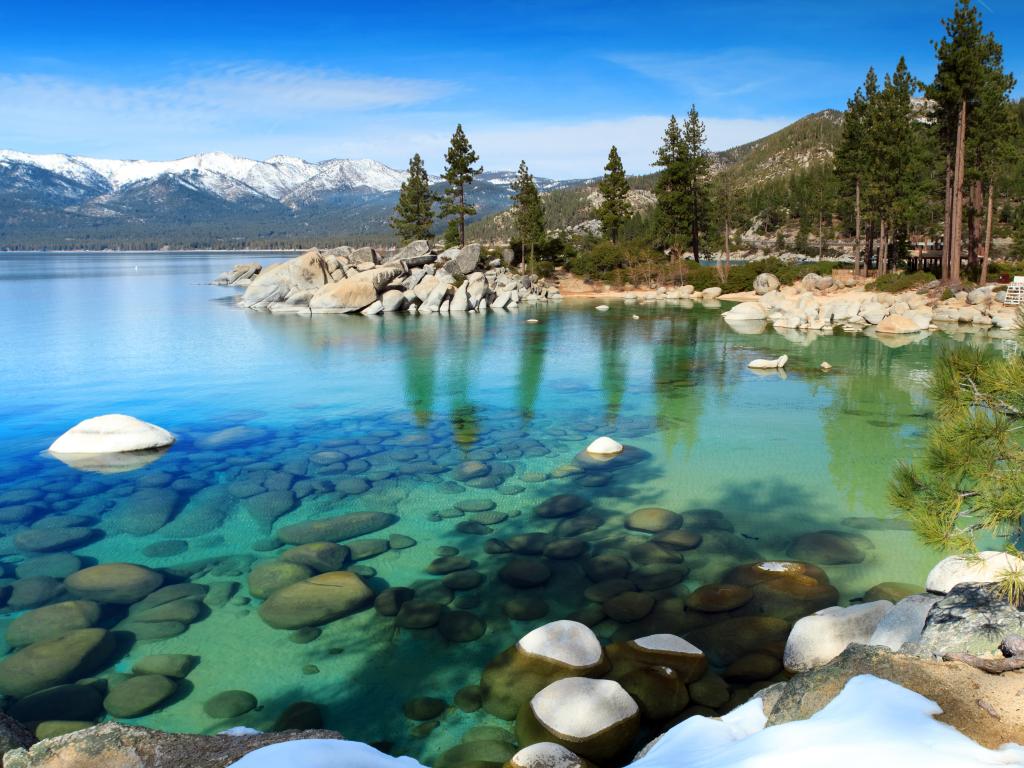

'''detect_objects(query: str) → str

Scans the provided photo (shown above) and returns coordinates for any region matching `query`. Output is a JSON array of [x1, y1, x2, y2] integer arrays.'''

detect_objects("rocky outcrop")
[[783, 601, 893, 672], [1, 722, 344, 768], [765, 644, 1024, 750], [212, 263, 261, 287], [925, 551, 1024, 594], [230, 243, 560, 316]]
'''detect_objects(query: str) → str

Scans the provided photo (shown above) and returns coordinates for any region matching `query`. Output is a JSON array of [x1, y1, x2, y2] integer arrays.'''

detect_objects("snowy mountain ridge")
[[0, 149, 427, 204]]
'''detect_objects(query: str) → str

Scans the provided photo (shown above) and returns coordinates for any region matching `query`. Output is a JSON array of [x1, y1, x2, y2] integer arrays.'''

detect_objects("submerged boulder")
[[0, 628, 114, 698], [480, 620, 608, 720], [516, 677, 640, 762], [258, 571, 373, 629]]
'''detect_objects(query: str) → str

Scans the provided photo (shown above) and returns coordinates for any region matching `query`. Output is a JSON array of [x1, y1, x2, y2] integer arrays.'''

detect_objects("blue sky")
[[1, 0, 1021, 177]]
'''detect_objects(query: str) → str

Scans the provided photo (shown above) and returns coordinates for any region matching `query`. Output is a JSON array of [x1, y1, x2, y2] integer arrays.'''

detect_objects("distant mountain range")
[[0, 150, 583, 249], [0, 111, 841, 250]]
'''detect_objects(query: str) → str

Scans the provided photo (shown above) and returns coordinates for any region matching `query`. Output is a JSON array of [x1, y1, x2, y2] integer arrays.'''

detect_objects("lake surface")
[[0, 251, 1014, 762]]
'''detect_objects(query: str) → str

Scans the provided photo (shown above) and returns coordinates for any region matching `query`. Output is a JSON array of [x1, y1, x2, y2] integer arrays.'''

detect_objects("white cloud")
[[0, 65, 456, 159], [0, 67, 793, 178]]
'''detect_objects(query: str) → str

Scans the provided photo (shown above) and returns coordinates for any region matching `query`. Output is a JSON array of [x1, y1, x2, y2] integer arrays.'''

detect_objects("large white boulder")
[[783, 601, 893, 672], [876, 315, 921, 335], [748, 354, 788, 370], [586, 436, 623, 456], [722, 302, 767, 321], [925, 551, 1024, 594], [508, 743, 589, 768], [518, 620, 603, 668], [868, 594, 941, 651], [49, 415, 174, 455], [518, 677, 640, 761]]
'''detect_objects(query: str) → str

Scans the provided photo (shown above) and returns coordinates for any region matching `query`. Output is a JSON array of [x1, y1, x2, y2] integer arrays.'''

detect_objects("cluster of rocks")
[[782, 550, 1024, 674], [214, 241, 561, 316], [621, 286, 723, 303], [723, 272, 1021, 334]]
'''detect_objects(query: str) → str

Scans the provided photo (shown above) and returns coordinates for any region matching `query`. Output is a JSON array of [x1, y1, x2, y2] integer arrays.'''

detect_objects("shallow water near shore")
[[0, 251, 1018, 762]]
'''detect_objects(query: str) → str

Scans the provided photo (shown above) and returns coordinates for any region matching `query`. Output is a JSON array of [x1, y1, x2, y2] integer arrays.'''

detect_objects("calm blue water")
[[0, 251, 1011, 762]]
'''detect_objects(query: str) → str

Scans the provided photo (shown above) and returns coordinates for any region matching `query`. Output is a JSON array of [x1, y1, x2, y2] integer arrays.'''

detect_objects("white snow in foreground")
[[225, 676, 1024, 768], [635, 675, 1024, 768]]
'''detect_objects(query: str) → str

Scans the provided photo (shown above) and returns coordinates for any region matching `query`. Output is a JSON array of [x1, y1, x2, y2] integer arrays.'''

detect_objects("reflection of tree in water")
[[651, 312, 728, 455], [399, 323, 437, 428], [598, 321, 627, 425], [517, 319, 549, 421], [445, 316, 486, 448], [821, 335, 934, 514]]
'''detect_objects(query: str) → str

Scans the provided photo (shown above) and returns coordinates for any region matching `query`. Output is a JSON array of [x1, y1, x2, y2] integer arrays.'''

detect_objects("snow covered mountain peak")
[[0, 149, 415, 202]]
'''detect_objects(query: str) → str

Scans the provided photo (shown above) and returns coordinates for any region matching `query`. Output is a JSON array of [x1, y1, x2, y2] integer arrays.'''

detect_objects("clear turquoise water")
[[0, 252, 1017, 761]]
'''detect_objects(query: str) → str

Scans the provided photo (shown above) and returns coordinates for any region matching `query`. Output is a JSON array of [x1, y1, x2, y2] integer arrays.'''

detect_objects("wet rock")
[[606, 634, 709, 685], [724, 652, 782, 683], [504, 596, 550, 621], [395, 600, 443, 629], [271, 701, 324, 731], [0, 628, 115, 698], [204, 689, 258, 719], [14, 554, 83, 581], [516, 677, 639, 762], [534, 495, 588, 519], [442, 570, 484, 590], [685, 584, 754, 613], [247, 560, 313, 599], [276, 512, 398, 545], [14, 527, 97, 554], [439, 610, 486, 643], [131, 654, 196, 679], [258, 571, 373, 629], [280, 542, 350, 573], [141, 540, 188, 558], [427, 555, 474, 575], [582, 553, 630, 582], [8, 684, 104, 724], [7, 577, 65, 610], [543, 539, 589, 560], [65, 564, 163, 604], [347, 539, 389, 561], [102, 675, 177, 718], [499, 558, 551, 589], [863, 582, 923, 602], [787, 530, 868, 565], [688, 670, 730, 708], [686, 616, 792, 667], [434, 739, 515, 768], [0, 713, 36, 760], [651, 530, 702, 550], [402, 697, 446, 721], [244, 490, 297, 530], [388, 534, 417, 550], [454, 685, 482, 713], [481, 620, 609, 720], [618, 665, 689, 720], [626, 508, 682, 534], [603, 591, 655, 622], [374, 587, 415, 617], [5, 600, 102, 647]]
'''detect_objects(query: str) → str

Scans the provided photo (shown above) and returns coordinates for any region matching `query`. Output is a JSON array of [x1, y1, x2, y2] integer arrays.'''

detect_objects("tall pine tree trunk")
[[723, 213, 731, 281], [854, 178, 862, 277], [866, 221, 875, 274], [968, 179, 984, 272], [818, 211, 824, 259], [950, 98, 967, 284], [459, 185, 466, 247], [980, 181, 995, 285], [942, 159, 953, 283], [878, 219, 888, 277]]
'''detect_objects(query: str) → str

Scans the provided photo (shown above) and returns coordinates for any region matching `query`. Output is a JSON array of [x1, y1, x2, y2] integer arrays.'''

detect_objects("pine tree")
[[928, 0, 1015, 284], [864, 58, 927, 275], [596, 146, 631, 244], [835, 68, 878, 275], [389, 153, 436, 243], [653, 107, 710, 262], [890, 322, 1024, 604], [509, 160, 545, 274], [440, 124, 482, 247]]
